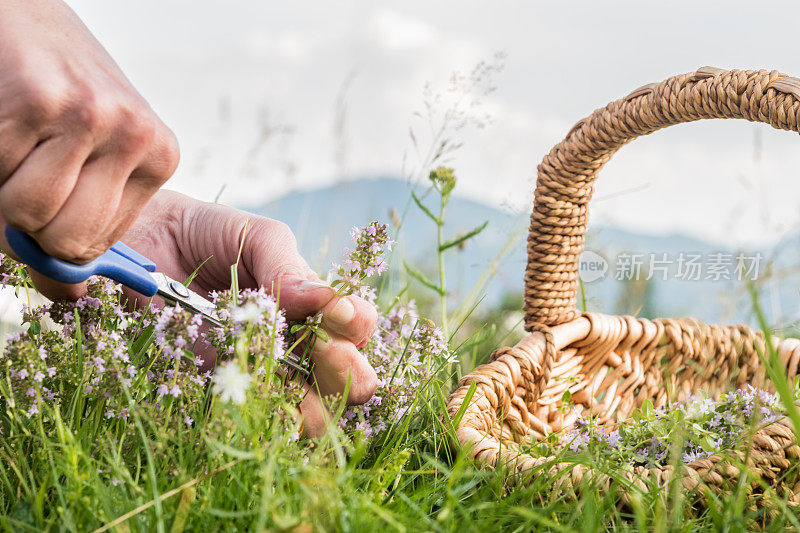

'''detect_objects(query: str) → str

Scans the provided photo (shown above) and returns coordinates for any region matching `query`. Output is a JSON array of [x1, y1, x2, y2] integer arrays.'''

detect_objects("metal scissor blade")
[[150, 272, 223, 327], [281, 352, 310, 378]]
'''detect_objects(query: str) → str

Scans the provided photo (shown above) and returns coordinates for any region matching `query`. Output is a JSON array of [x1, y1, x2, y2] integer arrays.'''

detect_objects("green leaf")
[[642, 398, 653, 415], [230, 264, 239, 306], [314, 328, 329, 343], [411, 191, 441, 225], [451, 380, 477, 429], [438, 221, 488, 252], [170, 486, 196, 533], [185, 255, 213, 286], [27, 321, 41, 336], [403, 261, 445, 296], [130, 324, 155, 364], [289, 324, 305, 335]]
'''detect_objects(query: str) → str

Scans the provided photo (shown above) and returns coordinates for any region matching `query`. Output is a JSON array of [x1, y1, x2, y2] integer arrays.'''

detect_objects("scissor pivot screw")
[[169, 280, 190, 299]]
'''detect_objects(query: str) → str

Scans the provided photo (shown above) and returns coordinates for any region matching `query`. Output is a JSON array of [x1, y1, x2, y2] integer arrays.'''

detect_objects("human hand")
[[119, 190, 378, 437], [0, 0, 179, 272]]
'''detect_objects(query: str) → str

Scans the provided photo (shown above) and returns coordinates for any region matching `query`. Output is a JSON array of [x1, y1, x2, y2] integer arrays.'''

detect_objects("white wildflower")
[[211, 362, 252, 405], [232, 301, 263, 323]]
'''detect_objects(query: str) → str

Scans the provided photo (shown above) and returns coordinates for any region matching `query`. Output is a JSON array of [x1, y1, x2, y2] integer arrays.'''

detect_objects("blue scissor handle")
[[4, 226, 159, 297]]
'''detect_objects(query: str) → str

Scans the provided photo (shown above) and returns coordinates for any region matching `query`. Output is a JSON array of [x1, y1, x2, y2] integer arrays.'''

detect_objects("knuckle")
[[68, 92, 105, 131], [0, 192, 51, 232], [16, 83, 62, 126], [115, 104, 156, 150], [37, 235, 91, 262], [269, 220, 297, 247], [156, 125, 180, 178], [253, 218, 298, 256], [136, 120, 179, 184]]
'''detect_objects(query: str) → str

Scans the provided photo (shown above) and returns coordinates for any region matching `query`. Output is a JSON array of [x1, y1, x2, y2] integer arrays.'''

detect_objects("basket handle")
[[525, 67, 800, 328]]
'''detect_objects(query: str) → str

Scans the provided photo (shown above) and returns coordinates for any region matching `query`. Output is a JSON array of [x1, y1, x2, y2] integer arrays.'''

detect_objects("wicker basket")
[[446, 67, 800, 497]]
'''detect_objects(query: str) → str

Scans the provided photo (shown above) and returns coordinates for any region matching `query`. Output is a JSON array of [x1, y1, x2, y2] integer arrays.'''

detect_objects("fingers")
[[165, 200, 380, 430], [0, 219, 88, 300], [233, 216, 379, 409], [274, 275, 337, 321], [239, 218, 378, 343], [274, 276, 377, 349], [320, 295, 378, 348], [99, 127, 180, 253], [0, 115, 176, 272], [29, 153, 129, 261], [298, 382, 330, 438], [306, 332, 377, 406], [31, 114, 178, 263], [0, 135, 89, 234], [0, 118, 38, 180]]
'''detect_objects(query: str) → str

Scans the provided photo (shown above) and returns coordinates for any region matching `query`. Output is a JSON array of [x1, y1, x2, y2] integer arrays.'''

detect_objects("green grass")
[[1, 174, 799, 531], [3, 369, 798, 533]]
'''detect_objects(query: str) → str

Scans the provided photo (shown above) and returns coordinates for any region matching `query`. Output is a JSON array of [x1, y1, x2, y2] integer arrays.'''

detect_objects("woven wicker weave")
[[446, 67, 800, 497]]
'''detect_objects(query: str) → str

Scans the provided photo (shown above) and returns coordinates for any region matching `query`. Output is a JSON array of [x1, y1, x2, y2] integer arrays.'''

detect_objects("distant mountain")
[[247, 176, 528, 304], [243, 177, 798, 327]]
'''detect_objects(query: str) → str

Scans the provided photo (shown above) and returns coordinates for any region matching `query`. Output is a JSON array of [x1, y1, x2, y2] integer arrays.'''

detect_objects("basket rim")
[[447, 312, 800, 492]]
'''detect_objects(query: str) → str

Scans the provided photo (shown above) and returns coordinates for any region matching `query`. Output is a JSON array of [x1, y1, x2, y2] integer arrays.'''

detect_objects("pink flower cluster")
[[0, 276, 291, 424], [2, 331, 62, 416], [560, 385, 785, 468], [3, 277, 140, 418], [339, 300, 451, 439], [148, 304, 209, 402], [331, 222, 393, 294], [0, 251, 27, 287], [154, 304, 202, 360], [205, 288, 287, 372]]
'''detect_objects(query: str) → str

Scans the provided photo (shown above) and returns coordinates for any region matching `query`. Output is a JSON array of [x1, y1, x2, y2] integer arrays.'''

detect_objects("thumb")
[[272, 274, 336, 321], [241, 218, 338, 321]]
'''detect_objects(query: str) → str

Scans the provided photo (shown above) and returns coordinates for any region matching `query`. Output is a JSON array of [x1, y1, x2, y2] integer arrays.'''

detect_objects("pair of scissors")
[[5, 226, 309, 377]]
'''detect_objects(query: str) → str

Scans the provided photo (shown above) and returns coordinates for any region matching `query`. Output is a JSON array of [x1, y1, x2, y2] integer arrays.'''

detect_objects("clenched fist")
[[0, 0, 179, 266]]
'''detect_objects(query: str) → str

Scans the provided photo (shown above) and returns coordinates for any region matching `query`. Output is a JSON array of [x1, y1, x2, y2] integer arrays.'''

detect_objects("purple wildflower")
[[331, 222, 393, 295]]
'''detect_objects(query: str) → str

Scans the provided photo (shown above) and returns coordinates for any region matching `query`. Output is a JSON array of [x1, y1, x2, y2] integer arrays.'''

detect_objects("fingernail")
[[326, 298, 355, 325], [298, 280, 333, 293]]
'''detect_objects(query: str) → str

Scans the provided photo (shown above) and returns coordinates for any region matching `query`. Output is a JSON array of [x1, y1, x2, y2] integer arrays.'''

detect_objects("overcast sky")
[[66, 0, 800, 247]]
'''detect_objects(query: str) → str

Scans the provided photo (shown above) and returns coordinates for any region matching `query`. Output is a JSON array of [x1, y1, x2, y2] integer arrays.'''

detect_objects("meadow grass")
[[0, 171, 799, 533]]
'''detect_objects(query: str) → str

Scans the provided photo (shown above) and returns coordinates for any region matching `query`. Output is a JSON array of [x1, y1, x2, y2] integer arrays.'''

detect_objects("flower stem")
[[437, 196, 448, 338]]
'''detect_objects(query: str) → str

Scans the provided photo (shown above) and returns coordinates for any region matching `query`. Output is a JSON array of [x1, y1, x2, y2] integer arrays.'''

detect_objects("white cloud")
[[245, 29, 311, 62], [369, 9, 436, 50]]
